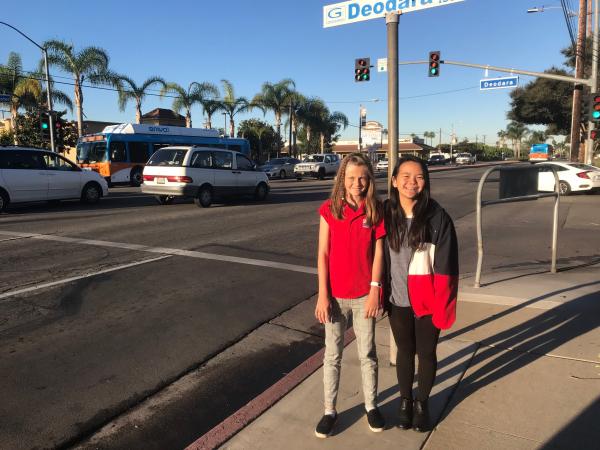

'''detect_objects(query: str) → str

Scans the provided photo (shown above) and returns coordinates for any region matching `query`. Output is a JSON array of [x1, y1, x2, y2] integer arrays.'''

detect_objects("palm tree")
[[160, 81, 218, 128], [43, 40, 114, 136], [296, 97, 327, 153], [1, 53, 40, 130], [113, 75, 166, 123], [220, 79, 253, 137], [198, 98, 222, 129], [318, 110, 349, 151], [252, 79, 296, 151], [497, 130, 508, 149], [506, 121, 530, 159]]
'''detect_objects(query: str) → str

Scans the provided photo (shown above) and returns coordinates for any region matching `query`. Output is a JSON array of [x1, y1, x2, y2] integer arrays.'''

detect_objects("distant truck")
[[456, 152, 476, 165], [294, 153, 341, 180]]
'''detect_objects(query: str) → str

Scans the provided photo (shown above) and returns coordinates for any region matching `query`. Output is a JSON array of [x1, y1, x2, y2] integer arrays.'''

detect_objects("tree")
[[252, 79, 296, 153], [296, 97, 327, 153], [220, 79, 253, 137], [505, 121, 530, 159], [198, 98, 222, 129], [43, 40, 114, 137], [114, 75, 166, 123], [237, 119, 279, 162], [318, 110, 348, 151], [160, 81, 218, 128]]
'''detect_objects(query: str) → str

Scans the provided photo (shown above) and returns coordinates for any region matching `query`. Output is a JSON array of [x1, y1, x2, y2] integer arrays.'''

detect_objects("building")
[[140, 108, 186, 127]]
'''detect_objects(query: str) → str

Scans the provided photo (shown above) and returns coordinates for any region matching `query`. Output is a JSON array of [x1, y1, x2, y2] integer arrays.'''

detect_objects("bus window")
[[228, 144, 242, 153], [110, 141, 127, 162], [209, 143, 226, 149], [130, 142, 150, 163]]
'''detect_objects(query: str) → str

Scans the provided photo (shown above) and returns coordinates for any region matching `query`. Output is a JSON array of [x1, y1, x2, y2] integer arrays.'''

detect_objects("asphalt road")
[[0, 164, 597, 450]]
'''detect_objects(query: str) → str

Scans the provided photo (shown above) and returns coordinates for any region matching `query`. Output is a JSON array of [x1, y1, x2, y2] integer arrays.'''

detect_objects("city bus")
[[76, 123, 251, 186], [529, 143, 554, 162]]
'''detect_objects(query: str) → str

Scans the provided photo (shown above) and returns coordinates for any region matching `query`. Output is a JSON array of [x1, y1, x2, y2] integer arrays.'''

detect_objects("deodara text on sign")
[[323, 0, 465, 28]]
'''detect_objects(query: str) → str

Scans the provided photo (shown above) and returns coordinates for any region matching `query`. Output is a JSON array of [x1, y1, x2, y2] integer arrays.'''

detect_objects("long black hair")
[[385, 155, 431, 252]]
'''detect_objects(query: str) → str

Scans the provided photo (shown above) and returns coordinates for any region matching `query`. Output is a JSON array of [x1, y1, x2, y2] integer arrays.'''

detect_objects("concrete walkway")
[[216, 266, 600, 449]]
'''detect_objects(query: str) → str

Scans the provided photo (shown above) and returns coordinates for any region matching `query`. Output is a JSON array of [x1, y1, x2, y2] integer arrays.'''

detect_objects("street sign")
[[0, 94, 12, 102], [480, 76, 519, 91], [323, 0, 465, 28], [377, 58, 387, 72]]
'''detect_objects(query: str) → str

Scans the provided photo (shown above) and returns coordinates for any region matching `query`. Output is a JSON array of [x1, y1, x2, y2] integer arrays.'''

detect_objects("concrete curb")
[[184, 328, 356, 450]]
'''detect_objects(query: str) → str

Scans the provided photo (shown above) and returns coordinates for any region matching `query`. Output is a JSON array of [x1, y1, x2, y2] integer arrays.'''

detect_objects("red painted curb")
[[185, 328, 356, 450]]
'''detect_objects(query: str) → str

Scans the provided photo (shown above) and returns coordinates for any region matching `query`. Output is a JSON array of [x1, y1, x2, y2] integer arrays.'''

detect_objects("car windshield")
[[76, 141, 108, 163], [147, 149, 188, 166], [304, 155, 324, 162], [458, 153, 470, 158]]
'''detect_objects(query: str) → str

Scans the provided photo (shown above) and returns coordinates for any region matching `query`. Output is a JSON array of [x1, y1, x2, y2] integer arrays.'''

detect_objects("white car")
[[257, 157, 300, 179], [455, 153, 476, 165], [294, 153, 340, 180], [537, 161, 600, 195], [376, 159, 389, 171], [0, 146, 108, 212], [141, 146, 269, 207]]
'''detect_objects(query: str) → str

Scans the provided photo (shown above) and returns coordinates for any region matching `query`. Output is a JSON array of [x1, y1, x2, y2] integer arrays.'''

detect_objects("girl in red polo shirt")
[[314, 153, 386, 438]]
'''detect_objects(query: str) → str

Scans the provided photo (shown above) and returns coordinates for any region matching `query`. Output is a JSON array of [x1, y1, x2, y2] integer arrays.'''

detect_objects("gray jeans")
[[323, 296, 378, 412]]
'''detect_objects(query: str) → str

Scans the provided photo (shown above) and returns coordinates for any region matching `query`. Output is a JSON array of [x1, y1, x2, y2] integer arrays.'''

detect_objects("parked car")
[[257, 157, 300, 179], [376, 158, 389, 171], [0, 146, 108, 212], [294, 153, 340, 180], [455, 152, 476, 165], [141, 146, 269, 207], [427, 154, 447, 166], [536, 161, 600, 195]]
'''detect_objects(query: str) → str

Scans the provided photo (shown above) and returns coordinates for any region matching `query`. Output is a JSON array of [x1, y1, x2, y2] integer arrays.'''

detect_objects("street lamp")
[[0, 21, 55, 152]]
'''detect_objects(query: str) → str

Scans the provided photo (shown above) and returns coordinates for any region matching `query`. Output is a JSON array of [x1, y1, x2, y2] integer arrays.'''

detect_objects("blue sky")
[[1, 0, 575, 145]]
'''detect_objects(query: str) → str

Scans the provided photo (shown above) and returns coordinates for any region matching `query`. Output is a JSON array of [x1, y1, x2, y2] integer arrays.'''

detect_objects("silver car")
[[258, 157, 300, 179]]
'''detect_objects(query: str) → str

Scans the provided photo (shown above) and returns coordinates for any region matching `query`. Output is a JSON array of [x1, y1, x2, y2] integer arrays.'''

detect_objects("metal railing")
[[474, 165, 561, 287]]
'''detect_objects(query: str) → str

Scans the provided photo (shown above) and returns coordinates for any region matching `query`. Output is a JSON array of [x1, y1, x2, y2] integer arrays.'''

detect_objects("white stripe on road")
[[0, 255, 171, 302]]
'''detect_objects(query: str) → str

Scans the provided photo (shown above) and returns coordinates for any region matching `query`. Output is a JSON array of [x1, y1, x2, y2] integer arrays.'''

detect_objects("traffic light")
[[40, 113, 50, 140], [590, 129, 599, 140], [428, 51, 441, 77], [589, 92, 600, 122], [355, 58, 371, 82]]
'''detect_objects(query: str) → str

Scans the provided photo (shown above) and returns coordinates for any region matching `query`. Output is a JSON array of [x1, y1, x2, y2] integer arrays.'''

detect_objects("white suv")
[[141, 146, 269, 207], [0, 146, 108, 212], [294, 153, 340, 180], [455, 153, 476, 165]]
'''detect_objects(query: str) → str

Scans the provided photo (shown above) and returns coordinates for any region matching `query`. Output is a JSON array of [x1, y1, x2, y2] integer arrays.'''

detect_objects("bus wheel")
[[194, 186, 213, 208], [155, 195, 175, 205], [130, 167, 143, 187]]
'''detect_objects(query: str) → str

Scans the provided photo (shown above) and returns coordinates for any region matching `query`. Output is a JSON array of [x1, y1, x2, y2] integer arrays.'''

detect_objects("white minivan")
[[0, 146, 108, 212], [141, 146, 270, 207]]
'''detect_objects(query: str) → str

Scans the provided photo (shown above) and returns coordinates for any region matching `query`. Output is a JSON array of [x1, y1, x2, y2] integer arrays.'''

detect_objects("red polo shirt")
[[319, 199, 386, 299]]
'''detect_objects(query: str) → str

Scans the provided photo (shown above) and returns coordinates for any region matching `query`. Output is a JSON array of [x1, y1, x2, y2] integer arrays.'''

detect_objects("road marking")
[[0, 255, 171, 302]]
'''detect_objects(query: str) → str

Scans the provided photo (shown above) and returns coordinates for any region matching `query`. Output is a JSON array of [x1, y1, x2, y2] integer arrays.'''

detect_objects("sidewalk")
[[214, 266, 600, 449]]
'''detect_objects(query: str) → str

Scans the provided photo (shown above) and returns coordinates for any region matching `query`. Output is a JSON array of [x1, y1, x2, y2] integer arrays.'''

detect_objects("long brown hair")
[[329, 153, 380, 225], [385, 156, 431, 252]]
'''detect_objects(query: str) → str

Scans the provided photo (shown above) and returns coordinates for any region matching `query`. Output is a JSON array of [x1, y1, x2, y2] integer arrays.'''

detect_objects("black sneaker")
[[315, 413, 337, 438], [366, 407, 385, 432]]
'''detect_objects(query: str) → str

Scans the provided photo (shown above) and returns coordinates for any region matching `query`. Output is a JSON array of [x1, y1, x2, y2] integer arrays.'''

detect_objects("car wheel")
[[194, 185, 213, 208], [0, 190, 9, 213], [155, 195, 175, 205], [255, 182, 268, 201], [81, 182, 102, 204], [317, 168, 325, 180], [130, 167, 143, 187], [558, 181, 571, 195], [279, 169, 286, 179]]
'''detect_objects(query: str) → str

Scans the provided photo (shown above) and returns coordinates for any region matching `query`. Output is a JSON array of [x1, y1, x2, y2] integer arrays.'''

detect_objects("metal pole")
[[386, 12, 399, 195], [43, 48, 55, 152], [586, 0, 599, 164], [289, 104, 293, 157], [551, 168, 560, 273], [358, 104, 362, 151], [570, 0, 587, 162], [474, 167, 495, 288]]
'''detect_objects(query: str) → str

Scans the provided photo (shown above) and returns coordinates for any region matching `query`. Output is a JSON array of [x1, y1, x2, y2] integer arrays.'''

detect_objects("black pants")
[[388, 304, 440, 401]]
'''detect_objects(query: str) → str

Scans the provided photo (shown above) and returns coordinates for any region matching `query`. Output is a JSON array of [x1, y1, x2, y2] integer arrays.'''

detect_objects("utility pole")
[[438, 128, 442, 149], [570, 0, 587, 162], [386, 12, 400, 192], [358, 104, 363, 151]]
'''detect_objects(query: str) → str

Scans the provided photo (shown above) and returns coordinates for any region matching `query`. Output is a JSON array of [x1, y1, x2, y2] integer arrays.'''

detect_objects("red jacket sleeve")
[[432, 212, 459, 329]]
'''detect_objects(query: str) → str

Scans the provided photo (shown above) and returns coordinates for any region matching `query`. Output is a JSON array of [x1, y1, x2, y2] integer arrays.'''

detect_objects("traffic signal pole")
[[570, 0, 587, 162], [585, 0, 599, 164], [386, 11, 399, 194]]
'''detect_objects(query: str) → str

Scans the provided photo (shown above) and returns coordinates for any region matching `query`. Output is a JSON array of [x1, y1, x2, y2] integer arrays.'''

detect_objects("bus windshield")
[[77, 141, 108, 163]]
